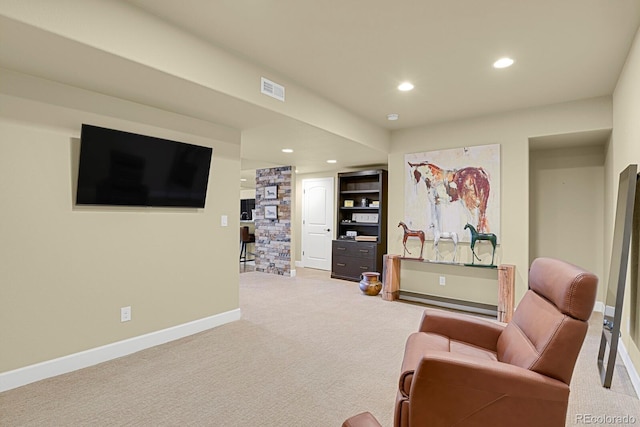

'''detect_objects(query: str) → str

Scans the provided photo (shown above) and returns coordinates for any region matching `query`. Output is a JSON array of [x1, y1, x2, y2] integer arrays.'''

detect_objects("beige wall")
[[0, 95, 241, 373], [240, 189, 256, 200], [610, 26, 640, 380], [529, 145, 605, 297], [388, 97, 612, 305], [400, 262, 499, 306]]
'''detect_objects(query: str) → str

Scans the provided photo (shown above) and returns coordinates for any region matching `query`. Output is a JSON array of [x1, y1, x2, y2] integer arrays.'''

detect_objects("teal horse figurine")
[[464, 223, 497, 265]]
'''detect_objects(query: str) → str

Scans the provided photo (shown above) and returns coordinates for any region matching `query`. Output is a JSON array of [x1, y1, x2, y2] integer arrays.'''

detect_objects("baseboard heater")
[[399, 291, 498, 317]]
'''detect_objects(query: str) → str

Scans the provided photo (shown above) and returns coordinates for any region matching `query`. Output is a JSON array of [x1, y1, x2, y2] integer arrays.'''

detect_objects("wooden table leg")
[[498, 264, 515, 322], [382, 254, 401, 301]]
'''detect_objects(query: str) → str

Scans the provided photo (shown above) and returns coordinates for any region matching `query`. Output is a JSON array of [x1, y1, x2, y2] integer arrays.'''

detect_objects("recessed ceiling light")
[[240, 178, 247, 182], [398, 82, 414, 91], [326, 159, 337, 164], [387, 113, 399, 121], [282, 148, 293, 153], [493, 57, 514, 69]]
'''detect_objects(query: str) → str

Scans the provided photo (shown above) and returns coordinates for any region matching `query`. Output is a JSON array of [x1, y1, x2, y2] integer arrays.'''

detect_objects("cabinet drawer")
[[332, 241, 376, 258], [332, 254, 376, 280]]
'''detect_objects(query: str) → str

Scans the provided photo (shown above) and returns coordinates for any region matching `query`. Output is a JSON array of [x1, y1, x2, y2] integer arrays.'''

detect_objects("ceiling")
[[1, 1, 639, 189], [126, 0, 640, 128]]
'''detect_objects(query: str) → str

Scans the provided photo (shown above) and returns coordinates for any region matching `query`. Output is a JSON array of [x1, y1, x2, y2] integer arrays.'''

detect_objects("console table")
[[382, 254, 515, 323]]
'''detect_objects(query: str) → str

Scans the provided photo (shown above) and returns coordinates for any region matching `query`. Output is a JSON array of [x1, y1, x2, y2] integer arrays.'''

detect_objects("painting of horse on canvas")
[[404, 144, 500, 244]]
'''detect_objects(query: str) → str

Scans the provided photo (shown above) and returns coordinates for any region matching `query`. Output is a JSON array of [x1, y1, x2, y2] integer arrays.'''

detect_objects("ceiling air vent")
[[261, 77, 285, 102]]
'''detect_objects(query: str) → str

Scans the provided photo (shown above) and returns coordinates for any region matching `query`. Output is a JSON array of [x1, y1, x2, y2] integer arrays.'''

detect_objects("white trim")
[[594, 301, 605, 313], [295, 260, 304, 268], [0, 308, 241, 393], [290, 269, 297, 277], [617, 339, 640, 398]]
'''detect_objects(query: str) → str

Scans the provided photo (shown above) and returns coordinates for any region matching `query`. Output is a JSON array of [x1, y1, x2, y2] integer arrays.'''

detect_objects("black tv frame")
[[76, 124, 212, 208]]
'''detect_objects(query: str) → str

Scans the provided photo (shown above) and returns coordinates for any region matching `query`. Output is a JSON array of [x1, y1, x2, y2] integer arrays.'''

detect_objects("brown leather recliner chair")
[[343, 257, 598, 427]]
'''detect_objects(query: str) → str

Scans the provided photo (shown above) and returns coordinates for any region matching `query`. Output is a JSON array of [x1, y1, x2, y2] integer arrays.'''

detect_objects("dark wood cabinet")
[[331, 170, 387, 281], [331, 240, 379, 281]]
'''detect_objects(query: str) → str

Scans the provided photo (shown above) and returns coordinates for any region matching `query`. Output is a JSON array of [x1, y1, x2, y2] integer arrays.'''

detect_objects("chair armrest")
[[342, 412, 382, 427], [418, 308, 505, 351], [408, 351, 569, 426]]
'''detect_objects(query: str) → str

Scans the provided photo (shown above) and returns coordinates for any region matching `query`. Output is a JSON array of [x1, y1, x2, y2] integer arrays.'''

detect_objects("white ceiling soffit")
[[127, 0, 640, 129], [0, 9, 390, 175], [529, 129, 612, 151], [0, 16, 386, 172], [241, 118, 388, 175], [0, 15, 280, 133]]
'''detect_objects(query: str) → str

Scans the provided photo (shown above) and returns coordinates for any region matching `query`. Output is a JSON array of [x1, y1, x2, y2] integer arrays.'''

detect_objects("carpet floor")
[[1, 267, 638, 426]]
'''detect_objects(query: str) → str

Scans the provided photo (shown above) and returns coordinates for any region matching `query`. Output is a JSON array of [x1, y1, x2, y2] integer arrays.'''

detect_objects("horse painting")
[[398, 222, 425, 259], [408, 161, 491, 233], [464, 223, 497, 266]]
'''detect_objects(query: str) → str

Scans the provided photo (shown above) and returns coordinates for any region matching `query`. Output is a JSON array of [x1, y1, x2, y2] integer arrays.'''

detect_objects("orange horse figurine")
[[398, 222, 425, 259]]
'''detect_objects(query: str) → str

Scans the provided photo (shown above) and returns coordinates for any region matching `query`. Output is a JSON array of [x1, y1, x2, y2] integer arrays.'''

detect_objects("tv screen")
[[76, 124, 212, 208]]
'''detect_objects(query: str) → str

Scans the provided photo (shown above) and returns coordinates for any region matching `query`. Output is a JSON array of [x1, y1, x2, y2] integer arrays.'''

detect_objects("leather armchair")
[[344, 257, 597, 427]]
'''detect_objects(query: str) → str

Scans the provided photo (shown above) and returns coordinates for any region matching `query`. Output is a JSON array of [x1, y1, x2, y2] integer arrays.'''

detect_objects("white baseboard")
[[617, 339, 640, 398], [594, 301, 604, 313], [290, 269, 297, 277], [295, 260, 304, 268], [0, 308, 241, 393]]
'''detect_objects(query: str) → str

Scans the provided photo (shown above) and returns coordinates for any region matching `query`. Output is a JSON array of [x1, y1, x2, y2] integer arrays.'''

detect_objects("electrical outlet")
[[121, 306, 131, 322], [439, 276, 446, 286]]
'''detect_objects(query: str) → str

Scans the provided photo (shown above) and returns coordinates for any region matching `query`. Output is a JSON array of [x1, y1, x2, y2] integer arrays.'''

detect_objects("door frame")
[[301, 176, 335, 270]]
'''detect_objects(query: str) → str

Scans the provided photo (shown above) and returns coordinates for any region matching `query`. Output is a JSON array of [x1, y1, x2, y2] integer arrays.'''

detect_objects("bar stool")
[[239, 226, 255, 262]]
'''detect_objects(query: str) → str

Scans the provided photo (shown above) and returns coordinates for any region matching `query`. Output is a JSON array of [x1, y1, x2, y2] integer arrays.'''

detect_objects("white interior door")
[[302, 177, 334, 270]]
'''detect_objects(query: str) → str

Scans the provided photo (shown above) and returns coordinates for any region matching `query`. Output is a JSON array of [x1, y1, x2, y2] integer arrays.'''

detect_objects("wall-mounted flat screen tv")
[[76, 124, 213, 208]]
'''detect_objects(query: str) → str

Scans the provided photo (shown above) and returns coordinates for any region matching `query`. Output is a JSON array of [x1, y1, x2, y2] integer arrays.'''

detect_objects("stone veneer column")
[[254, 166, 292, 276]]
